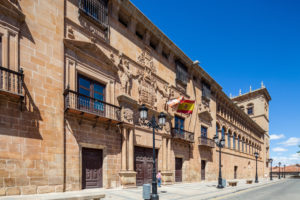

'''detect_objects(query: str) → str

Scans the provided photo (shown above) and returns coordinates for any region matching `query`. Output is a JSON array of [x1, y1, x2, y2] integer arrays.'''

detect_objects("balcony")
[[0, 66, 24, 98], [198, 136, 215, 148], [171, 128, 194, 143], [64, 89, 121, 123]]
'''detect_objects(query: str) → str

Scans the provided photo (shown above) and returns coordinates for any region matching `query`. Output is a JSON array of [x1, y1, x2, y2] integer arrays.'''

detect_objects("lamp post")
[[278, 162, 281, 179], [139, 104, 166, 200], [213, 134, 225, 189], [268, 158, 273, 181], [254, 152, 259, 183], [284, 164, 286, 178]]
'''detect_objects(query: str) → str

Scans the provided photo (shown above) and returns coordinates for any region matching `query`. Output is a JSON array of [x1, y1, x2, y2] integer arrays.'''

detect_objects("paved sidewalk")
[[0, 178, 286, 200]]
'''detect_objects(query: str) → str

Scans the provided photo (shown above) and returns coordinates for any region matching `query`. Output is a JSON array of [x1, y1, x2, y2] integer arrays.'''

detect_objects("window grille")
[[202, 82, 211, 100], [79, 0, 108, 27], [176, 61, 188, 85]]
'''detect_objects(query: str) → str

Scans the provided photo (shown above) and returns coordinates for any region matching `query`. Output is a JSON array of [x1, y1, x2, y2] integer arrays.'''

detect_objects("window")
[[175, 61, 188, 85], [149, 40, 157, 50], [201, 126, 207, 138], [238, 137, 240, 151], [78, 75, 105, 111], [118, 13, 128, 27], [162, 50, 169, 60], [228, 133, 231, 148], [175, 116, 185, 134], [221, 127, 225, 139], [79, 0, 108, 26], [216, 124, 219, 137], [233, 134, 236, 150], [202, 82, 211, 100], [247, 103, 254, 115], [247, 107, 253, 115], [242, 141, 244, 152], [136, 31, 143, 40]]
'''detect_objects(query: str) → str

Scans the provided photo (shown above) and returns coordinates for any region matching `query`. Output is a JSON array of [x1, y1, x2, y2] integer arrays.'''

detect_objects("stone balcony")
[[171, 128, 194, 143], [0, 66, 24, 99], [64, 89, 121, 124], [198, 136, 215, 148]]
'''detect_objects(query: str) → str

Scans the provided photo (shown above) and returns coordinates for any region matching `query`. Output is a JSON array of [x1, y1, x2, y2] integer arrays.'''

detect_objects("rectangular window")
[[201, 126, 207, 138], [202, 82, 211, 100], [175, 116, 185, 134], [135, 31, 143, 40], [78, 75, 105, 112], [247, 107, 253, 115], [162, 51, 169, 59], [79, 0, 108, 26], [176, 61, 188, 85], [228, 134, 231, 148], [233, 136, 236, 150]]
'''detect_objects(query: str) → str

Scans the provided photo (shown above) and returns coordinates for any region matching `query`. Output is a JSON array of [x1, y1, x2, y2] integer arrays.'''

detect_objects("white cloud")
[[272, 147, 288, 152], [272, 154, 300, 165], [280, 137, 300, 146], [270, 134, 285, 140]]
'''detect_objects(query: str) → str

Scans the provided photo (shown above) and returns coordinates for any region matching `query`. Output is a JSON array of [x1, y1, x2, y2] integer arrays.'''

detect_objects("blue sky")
[[131, 0, 300, 165]]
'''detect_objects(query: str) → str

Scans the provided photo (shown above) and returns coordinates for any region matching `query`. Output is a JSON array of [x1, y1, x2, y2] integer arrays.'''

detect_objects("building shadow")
[[0, 83, 43, 140]]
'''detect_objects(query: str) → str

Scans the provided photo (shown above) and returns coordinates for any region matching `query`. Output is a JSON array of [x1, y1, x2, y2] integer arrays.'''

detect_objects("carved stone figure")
[[123, 108, 133, 123], [116, 54, 132, 95]]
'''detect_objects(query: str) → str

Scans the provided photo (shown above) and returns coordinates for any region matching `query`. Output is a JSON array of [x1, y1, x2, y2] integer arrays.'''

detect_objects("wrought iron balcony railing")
[[0, 66, 23, 96], [79, 0, 108, 29], [171, 128, 194, 143], [64, 89, 121, 122], [198, 136, 215, 148]]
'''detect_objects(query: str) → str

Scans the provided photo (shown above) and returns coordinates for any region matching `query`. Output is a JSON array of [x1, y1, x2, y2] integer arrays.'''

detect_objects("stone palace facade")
[[0, 0, 270, 196]]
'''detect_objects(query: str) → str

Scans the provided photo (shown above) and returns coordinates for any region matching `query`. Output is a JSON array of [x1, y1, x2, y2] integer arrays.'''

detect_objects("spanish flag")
[[176, 100, 195, 114]]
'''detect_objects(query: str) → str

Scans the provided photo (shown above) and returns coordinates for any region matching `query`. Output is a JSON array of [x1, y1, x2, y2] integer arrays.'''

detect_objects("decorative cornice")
[[0, 0, 25, 23]]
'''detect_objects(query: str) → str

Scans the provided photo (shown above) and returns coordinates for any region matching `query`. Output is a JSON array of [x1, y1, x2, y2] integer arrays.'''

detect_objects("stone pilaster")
[[128, 128, 134, 171], [121, 127, 127, 171]]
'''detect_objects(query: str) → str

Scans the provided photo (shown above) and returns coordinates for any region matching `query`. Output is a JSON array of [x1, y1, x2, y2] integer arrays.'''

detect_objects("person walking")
[[156, 170, 162, 187]]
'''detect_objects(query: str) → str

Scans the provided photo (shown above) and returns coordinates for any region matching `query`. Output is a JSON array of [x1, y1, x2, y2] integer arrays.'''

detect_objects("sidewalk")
[[0, 178, 286, 200]]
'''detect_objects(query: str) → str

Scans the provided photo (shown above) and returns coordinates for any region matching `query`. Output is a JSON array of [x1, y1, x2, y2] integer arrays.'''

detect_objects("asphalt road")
[[219, 179, 300, 200]]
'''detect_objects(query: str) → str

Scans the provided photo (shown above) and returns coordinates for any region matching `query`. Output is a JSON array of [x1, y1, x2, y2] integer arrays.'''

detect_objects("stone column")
[[144, 30, 151, 45], [121, 127, 127, 171], [167, 138, 171, 170], [128, 128, 134, 171], [129, 17, 137, 33], [162, 137, 167, 171]]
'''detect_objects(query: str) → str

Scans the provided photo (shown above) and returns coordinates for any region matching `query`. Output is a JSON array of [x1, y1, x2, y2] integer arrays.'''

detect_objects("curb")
[[203, 179, 286, 200]]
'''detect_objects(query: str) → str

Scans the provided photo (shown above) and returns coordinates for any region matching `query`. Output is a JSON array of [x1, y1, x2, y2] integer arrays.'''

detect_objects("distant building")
[[0, 0, 270, 196]]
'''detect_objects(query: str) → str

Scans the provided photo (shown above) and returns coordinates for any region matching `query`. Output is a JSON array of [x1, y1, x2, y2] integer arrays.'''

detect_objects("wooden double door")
[[135, 146, 158, 186], [82, 148, 103, 189]]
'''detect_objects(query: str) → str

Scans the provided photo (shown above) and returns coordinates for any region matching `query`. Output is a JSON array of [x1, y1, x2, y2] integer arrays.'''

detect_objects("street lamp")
[[213, 134, 225, 189], [278, 162, 281, 179], [268, 158, 273, 181], [254, 152, 259, 183], [139, 104, 166, 200], [284, 164, 286, 178]]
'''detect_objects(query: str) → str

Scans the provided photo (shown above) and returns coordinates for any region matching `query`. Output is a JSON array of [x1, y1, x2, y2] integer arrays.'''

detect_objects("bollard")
[[143, 184, 151, 200], [222, 179, 226, 188]]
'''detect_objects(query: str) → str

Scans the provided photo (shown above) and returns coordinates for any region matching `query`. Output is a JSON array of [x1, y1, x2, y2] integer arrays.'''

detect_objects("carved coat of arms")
[[137, 49, 158, 109]]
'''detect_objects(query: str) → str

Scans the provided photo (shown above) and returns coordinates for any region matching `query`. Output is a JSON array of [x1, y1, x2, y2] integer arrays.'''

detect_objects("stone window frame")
[[78, 142, 108, 189], [0, 24, 19, 71], [65, 57, 116, 106], [247, 103, 254, 115]]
